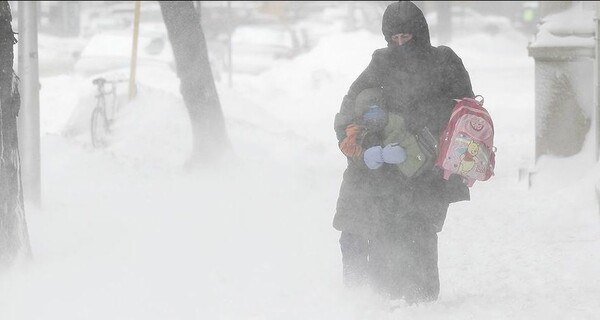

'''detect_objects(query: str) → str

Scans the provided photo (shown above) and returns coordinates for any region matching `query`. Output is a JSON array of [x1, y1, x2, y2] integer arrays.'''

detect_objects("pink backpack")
[[435, 95, 496, 187]]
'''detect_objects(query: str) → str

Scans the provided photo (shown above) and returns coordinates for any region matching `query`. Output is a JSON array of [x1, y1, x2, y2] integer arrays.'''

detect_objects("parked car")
[[226, 23, 308, 75], [80, 1, 164, 38], [426, 6, 515, 39], [73, 29, 174, 77]]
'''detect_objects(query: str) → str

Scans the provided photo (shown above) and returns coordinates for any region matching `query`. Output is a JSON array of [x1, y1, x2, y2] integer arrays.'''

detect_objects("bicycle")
[[90, 77, 127, 148]]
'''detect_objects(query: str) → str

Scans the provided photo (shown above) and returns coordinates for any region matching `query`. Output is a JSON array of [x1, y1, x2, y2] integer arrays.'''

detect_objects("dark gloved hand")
[[339, 124, 365, 158]]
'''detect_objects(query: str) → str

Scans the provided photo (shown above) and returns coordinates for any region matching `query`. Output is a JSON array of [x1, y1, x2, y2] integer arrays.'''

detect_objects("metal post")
[[227, 0, 232, 88], [62, 1, 68, 36], [129, 0, 141, 101], [17, 1, 41, 207], [195, 1, 201, 19], [595, 3, 600, 160]]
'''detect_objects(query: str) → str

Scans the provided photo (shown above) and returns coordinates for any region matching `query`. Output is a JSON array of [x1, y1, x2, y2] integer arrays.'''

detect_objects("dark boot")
[[339, 232, 370, 287]]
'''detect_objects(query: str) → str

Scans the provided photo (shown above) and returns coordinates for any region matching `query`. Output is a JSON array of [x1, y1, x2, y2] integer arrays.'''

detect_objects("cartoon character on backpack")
[[457, 140, 479, 176]]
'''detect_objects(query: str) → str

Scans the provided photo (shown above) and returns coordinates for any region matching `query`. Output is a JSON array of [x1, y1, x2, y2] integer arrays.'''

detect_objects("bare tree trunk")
[[159, 1, 232, 167], [0, 1, 32, 269]]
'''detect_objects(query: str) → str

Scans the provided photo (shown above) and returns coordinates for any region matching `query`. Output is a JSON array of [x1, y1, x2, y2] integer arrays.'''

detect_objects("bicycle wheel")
[[91, 107, 109, 148]]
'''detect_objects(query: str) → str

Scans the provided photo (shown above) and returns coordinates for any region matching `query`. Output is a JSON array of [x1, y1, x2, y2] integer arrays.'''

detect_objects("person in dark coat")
[[333, 0, 475, 304]]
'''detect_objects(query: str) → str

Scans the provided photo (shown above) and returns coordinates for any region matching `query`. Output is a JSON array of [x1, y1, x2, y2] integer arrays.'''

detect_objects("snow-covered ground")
[[2, 8, 600, 320]]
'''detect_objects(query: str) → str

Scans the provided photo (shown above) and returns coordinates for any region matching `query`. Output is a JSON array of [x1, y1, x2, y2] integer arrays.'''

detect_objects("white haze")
[[2, 5, 600, 320]]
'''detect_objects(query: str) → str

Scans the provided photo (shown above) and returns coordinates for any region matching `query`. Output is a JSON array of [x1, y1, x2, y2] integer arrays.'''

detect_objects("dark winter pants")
[[339, 231, 370, 287], [339, 229, 440, 303], [370, 229, 440, 303]]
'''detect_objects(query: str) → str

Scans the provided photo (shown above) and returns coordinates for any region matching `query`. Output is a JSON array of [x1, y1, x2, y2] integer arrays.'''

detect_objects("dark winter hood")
[[382, 1, 431, 48]]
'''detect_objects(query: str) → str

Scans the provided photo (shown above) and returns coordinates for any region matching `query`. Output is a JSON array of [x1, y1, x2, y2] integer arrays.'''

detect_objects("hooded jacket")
[[333, 1, 474, 237]]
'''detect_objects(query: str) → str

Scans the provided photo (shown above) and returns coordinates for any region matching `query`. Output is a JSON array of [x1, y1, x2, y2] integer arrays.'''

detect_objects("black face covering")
[[387, 38, 432, 74], [387, 36, 419, 52]]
